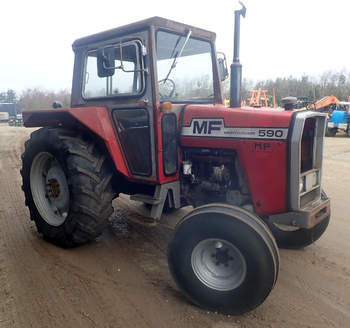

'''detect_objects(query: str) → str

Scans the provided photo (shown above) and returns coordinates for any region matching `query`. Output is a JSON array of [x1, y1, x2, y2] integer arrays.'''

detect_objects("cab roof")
[[72, 16, 216, 48]]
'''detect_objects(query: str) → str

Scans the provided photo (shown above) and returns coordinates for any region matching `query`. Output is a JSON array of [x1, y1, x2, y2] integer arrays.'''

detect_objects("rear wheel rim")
[[30, 152, 69, 226], [191, 238, 247, 291]]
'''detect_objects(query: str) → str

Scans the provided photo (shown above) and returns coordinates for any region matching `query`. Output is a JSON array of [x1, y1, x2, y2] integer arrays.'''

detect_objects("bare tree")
[[19, 88, 71, 110]]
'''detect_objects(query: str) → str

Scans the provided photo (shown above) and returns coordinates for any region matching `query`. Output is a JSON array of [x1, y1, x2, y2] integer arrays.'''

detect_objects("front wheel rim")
[[30, 152, 69, 226], [191, 238, 247, 291]]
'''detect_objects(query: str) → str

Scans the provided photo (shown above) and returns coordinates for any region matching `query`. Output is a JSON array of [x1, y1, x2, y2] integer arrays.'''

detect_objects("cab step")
[[130, 194, 161, 205], [130, 182, 181, 220]]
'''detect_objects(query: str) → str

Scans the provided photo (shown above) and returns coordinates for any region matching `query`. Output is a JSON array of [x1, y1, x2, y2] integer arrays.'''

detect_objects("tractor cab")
[[69, 17, 225, 184], [71, 17, 223, 108]]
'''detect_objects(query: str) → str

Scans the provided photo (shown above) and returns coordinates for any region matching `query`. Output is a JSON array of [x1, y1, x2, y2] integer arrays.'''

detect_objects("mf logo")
[[192, 119, 223, 135]]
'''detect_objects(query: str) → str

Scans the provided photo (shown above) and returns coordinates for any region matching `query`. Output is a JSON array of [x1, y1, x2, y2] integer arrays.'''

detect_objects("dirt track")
[[0, 124, 349, 328]]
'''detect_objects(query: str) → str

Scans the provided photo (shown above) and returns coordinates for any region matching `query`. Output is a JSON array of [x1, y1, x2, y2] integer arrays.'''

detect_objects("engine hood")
[[181, 104, 295, 141]]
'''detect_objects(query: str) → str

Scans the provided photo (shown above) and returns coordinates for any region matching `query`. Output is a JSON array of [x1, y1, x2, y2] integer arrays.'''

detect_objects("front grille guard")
[[290, 111, 327, 210]]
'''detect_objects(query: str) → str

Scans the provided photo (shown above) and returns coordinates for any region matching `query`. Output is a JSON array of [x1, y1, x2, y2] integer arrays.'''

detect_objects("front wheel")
[[168, 204, 279, 315], [21, 127, 115, 247]]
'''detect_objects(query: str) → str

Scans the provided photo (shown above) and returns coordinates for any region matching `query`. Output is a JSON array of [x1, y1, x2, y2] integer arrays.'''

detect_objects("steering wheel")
[[158, 78, 176, 98]]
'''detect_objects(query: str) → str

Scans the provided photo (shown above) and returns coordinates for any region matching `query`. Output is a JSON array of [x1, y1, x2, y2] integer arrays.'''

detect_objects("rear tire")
[[21, 127, 115, 247], [168, 204, 279, 315]]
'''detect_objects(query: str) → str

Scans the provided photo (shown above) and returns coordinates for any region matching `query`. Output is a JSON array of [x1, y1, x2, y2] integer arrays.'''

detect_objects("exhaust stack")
[[230, 1, 246, 108]]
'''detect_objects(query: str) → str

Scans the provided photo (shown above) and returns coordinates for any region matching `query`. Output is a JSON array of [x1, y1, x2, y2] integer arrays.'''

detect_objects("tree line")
[[1, 70, 350, 110], [0, 88, 71, 111], [223, 70, 350, 105]]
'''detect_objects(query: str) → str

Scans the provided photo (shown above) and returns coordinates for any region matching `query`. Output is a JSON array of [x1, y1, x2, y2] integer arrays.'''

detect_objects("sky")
[[0, 0, 349, 93]]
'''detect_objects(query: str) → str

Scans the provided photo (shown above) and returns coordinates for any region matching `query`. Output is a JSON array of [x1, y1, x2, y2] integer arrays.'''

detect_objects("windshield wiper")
[[163, 29, 192, 82]]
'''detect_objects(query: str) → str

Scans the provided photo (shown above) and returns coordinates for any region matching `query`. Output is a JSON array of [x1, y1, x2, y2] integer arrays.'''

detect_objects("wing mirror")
[[97, 48, 115, 77], [217, 52, 228, 81]]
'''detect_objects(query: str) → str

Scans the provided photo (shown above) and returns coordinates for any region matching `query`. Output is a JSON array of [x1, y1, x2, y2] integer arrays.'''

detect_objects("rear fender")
[[23, 107, 130, 178]]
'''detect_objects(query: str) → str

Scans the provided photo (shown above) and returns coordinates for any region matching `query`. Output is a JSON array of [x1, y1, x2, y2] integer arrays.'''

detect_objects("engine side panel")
[[180, 105, 294, 215]]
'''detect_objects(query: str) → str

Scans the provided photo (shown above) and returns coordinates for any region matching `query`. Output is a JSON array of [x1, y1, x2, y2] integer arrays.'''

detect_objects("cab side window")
[[83, 41, 144, 98]]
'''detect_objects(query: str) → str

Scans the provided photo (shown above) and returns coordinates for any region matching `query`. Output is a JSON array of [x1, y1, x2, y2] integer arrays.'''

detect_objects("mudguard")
[[23, 107, 131, 178]]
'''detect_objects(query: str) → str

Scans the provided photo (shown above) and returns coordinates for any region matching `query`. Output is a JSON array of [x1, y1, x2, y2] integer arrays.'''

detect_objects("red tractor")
[[21, 4, 330, 314]]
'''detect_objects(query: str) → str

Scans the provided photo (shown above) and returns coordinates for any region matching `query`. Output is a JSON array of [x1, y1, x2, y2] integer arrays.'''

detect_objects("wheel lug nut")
[[215, 241, 223, 249]]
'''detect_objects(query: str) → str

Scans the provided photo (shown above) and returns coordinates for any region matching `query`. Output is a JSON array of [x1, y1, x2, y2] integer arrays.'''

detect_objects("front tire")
[[168, 204, 279, 315], [21, 127, 115, 247]]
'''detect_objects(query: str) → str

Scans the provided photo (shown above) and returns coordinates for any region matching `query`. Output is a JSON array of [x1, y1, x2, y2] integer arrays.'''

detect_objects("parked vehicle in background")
[[0, 111, 9, 122], [308, 95, 339, 113], [0, 102, 18, 117], [8, 116, 15, 126], [296, 97, 312, 110], [15, 114, 23, 126], [326, 102, 350, 136]]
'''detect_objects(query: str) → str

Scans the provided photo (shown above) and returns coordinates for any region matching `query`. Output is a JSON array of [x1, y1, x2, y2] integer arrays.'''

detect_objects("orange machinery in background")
[[249, 88, 277, 108], [308, 95, 339, 112]]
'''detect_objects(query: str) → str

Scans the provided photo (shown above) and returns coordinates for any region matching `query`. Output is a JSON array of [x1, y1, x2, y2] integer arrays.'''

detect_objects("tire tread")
[[21, 127, 116, 247]]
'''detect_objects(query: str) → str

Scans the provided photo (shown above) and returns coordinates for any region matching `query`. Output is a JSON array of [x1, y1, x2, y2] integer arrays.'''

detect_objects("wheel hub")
[[46, 178, 60, 198], [212, 247, 234, 267], [30, 152, 70, 226], [191, 238, 247, 291]]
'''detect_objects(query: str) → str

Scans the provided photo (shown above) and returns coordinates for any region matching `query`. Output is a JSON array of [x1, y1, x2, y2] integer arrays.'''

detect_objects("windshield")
[[156, 30, 214, 102]]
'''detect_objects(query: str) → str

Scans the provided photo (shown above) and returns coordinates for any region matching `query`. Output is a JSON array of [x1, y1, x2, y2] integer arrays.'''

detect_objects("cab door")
[[81, 31, 157, 181]]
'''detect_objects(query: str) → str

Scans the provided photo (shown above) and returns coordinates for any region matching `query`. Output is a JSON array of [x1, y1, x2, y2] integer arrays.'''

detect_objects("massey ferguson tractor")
[[21, 4, 330, 315]]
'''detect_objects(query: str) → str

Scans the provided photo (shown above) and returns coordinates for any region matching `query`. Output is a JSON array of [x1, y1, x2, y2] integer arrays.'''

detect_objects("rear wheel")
[[21, 127, 115, 247], [168, 204, 279, 315]]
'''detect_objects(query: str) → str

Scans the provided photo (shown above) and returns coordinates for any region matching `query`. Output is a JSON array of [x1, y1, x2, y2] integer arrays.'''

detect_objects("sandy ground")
[[0, 123, 349, 328]]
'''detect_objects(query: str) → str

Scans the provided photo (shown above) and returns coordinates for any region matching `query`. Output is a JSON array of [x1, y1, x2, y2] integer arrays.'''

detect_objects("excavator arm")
[[308, 96, 339, 112]]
